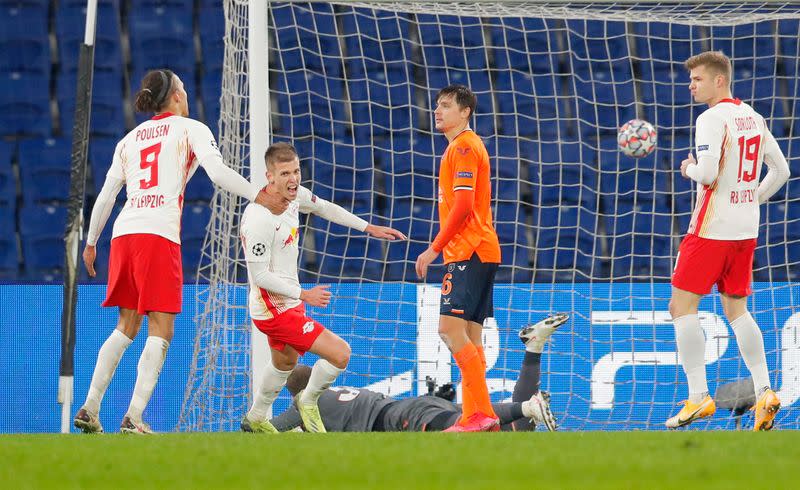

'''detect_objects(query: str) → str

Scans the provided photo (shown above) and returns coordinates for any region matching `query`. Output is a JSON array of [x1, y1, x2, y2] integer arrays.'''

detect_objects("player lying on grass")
[[239, 142, 405, 433], [241, 314, 568, 433]]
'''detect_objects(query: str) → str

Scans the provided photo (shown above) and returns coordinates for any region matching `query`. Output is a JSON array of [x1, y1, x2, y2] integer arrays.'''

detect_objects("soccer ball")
[[618, 119, 657, 158]]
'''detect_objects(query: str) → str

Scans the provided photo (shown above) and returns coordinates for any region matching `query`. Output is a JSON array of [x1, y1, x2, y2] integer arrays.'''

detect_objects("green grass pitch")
[[1, 432, 798, 489]]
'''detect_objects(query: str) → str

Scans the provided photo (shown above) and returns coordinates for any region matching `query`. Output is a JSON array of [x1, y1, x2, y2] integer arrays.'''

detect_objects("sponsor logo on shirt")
[[456, 171, 473, 179], [282, 227, 298, 248], [697, 144, 709, 152]]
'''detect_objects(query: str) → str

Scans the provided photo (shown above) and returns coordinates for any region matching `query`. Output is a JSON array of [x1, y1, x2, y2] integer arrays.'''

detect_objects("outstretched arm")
[[84, 175, 124, 277], [299, 187, 406, 239]]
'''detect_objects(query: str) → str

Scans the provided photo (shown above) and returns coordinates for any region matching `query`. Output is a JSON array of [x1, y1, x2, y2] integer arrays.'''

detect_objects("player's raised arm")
[[297, 186, 406, 240], [187, 120, 287, 212], [757, 127, 790, 203]]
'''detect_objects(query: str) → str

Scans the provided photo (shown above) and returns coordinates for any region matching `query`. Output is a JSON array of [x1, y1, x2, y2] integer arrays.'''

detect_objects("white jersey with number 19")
[[106, 113, 219, 244], [689, 98, 781, 240]]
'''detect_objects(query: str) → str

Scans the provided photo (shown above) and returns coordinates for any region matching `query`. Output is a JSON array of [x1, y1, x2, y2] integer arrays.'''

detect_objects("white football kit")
[[688, 98, 790, 240], [87, 113, 260, 246], [241, 186, 368, 321]]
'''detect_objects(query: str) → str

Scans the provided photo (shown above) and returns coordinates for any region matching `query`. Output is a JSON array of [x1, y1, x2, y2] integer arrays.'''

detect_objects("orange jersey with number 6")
[[437, 130, 501, 264]]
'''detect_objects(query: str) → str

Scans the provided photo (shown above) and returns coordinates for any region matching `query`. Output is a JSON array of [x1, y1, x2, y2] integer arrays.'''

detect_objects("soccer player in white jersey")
[[666, 52, 790, 431], [73, 69, 287, 434], [238, 142, 405, 433]]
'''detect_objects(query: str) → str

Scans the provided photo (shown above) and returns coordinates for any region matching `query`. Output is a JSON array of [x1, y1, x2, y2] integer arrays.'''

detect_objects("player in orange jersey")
[[415, 85, 502, 432]]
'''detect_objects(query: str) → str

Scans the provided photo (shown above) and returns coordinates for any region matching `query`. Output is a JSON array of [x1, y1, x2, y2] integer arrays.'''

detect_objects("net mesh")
[[179, 0, 800, 431]]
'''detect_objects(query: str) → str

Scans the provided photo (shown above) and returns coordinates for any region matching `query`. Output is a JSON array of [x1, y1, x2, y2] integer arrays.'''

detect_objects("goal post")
[[179, 0, 800, 432]]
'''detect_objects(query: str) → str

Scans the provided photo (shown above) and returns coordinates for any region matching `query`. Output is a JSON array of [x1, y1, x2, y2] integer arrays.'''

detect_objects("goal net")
[[179, 0, 800, 431]]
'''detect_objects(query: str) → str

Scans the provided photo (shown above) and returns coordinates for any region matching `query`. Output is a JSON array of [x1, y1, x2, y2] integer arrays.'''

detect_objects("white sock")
[[299, 359, 344, 406], [730, 312, 771, 397], [83, 329, 132, 415], [673, 314, 709, 403], [247, 363, 292, 422], [126, 336, 169, 422]]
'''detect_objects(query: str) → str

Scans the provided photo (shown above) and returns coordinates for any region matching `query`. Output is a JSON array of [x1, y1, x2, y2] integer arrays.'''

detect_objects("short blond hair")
[[685, 51, 732, 83]]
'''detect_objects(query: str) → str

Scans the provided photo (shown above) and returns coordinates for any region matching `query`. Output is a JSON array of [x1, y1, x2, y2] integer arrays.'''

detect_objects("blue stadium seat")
[[634, 23, 703, 72], [0, 4, 49, 75], [531, 142, 597, 206], [58, 72, 125, 137], [56, 3, 123, 73], [181, 204, 209, 281], [341, 8, 413, 65], [567, 19, 629, 72], [314, 230, 383, 281], [494, 72, 568, 139], [274, 72, 346, 138], [20, 205, 68, 282], [534, 206, 599, 280], [200, 69, 222, 133], [0, 206, 18, 279], [495, 203, 533, 282], [603, 198, 673, 279], [0, 72, 51, 136], [597, 135, 667, 204], [198, 7, 224, 73], [19, 138, 73, 206], [128, 6, 194, 75], [89, 137, 123, 200], [349, 65, 415, 140], [0, 141, 16, 210], [572, 66, 636, 136], [182, 166, 214, 204], [490, 17, 563, 73], [711, 22, 776, 74], [417, 14, 488, 70], [270, 2, 342, 74], [640, 66, 696, 132], [384, 199, 436, 281]]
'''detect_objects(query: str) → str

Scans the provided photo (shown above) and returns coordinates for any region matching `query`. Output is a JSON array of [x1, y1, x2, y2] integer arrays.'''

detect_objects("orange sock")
[[454, 343, 496, 420], [476, 344, 487, 371]]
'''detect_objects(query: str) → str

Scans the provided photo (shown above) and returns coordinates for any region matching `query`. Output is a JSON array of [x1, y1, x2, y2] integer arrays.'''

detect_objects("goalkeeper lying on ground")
[[242, 314, 568, 433]]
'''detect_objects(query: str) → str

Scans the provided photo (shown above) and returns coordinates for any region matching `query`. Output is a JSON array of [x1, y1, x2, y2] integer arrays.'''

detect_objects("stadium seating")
[[57, 72, 126, 137], [0, 141, 16, 210], [18, 138, 73, 206], [19, 204, 68, 282], [0, 3, 49, 75], [0, 206, 18, 279], [0, 71, 51, 137], [56, 2, 123, 74], [181, 204, 210, 281]]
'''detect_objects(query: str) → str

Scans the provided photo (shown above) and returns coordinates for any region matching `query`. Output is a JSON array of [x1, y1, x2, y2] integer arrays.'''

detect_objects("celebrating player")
[[666, 51, 790, 431], [239, 142, 406, 434], [73, 69, 286, 434], [415, 85, 502, 432], [262, 315, 568, 433]]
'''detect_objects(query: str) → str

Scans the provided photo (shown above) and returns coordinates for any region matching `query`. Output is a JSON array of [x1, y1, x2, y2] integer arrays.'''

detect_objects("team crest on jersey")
[[456, 147, 471, 155], [302, 321, 315, 334], [448, 263, 455, 272], [251, 243, 266, 256], [282, 227, 299, 248], [210, 139, 219, 151]]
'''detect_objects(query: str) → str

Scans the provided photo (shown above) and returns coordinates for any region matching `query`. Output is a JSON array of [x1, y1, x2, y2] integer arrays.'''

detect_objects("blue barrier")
[[0, 282, 797, 433]]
